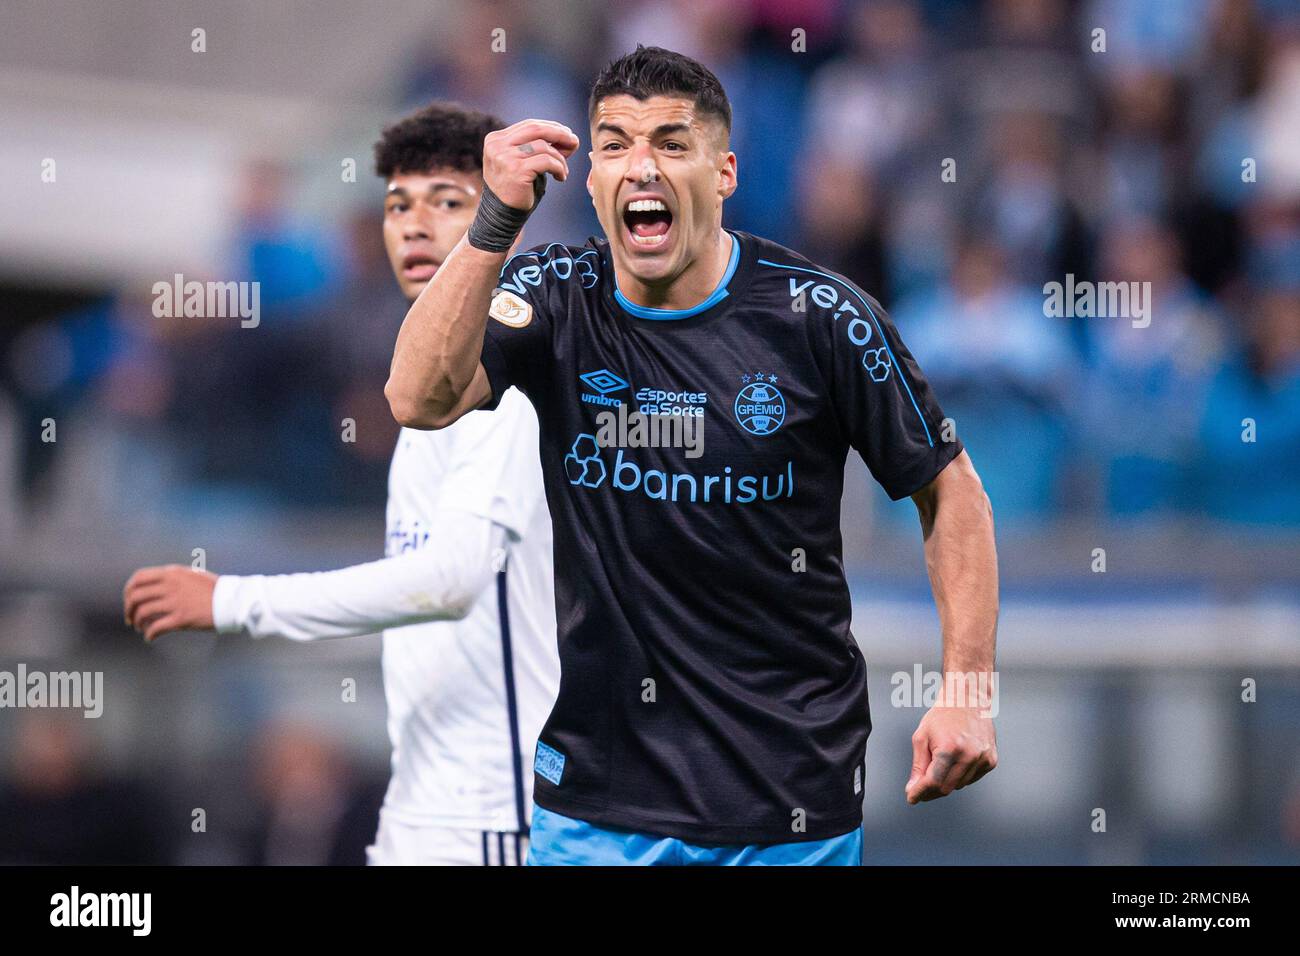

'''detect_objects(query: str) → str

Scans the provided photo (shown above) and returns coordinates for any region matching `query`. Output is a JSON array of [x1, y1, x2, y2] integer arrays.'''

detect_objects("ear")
[[586, 161, 594, 198], [717, 151, 738, 201]]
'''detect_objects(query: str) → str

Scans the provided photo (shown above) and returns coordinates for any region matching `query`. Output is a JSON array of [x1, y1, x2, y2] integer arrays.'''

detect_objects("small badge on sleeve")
[[490, 290, 533, 328], [535, 741, 566, 785]]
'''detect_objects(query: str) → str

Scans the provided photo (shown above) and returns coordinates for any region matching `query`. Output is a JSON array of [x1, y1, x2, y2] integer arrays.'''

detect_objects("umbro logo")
[[580, 369, 628, 395]]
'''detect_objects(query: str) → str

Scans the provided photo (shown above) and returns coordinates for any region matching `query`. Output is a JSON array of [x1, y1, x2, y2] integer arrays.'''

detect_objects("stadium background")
[[0, 0, 1297, 864]]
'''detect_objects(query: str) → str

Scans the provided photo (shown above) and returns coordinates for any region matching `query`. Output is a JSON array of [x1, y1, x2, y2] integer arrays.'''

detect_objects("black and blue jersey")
[[481, 228, 962, 844]]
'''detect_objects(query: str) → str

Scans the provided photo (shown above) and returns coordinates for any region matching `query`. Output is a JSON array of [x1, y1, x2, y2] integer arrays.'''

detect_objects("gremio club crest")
[[734, 373, 786, 436]]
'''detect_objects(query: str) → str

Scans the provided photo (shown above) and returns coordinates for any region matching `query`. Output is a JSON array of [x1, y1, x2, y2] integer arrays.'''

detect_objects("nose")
[[623, 140, 660, 185], [401, 210, 432, 242]]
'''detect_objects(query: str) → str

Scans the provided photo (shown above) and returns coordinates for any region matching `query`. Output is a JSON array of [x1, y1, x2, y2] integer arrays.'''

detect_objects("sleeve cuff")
[[478, 332, 511, 411], [211, 575, 249, 634], [884, 436, 965, 501]]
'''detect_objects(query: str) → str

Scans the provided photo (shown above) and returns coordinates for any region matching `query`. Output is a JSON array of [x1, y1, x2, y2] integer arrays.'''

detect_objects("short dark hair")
[[588, 45, 732, 144], [373, 101, 505, 179]]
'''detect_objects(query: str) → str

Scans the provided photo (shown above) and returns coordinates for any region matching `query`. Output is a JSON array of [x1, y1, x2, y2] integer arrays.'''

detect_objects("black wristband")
[[467, 177, 547, 253]]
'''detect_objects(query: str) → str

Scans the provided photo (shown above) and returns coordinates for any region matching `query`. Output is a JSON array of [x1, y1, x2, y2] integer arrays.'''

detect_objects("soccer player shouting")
[[387, 47, 999, 866], [123, 104, 559, 866]]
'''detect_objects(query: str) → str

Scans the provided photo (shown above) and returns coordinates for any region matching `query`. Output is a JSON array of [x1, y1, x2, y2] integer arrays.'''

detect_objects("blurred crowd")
[[3, 0, 1299, 528], [0, 710, 386, 865]]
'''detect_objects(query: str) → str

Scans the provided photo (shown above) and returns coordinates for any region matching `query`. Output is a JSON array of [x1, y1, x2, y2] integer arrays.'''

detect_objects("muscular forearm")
[[903, 451, 1001, 803], [912, 451, 998, 676], [386, 235, 504, 428], [213, 512, 506, 641]]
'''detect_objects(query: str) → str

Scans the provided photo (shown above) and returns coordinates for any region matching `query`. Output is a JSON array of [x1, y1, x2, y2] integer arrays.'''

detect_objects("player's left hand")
[[122, 564, 218, 642], [905, 705, 997, 804]]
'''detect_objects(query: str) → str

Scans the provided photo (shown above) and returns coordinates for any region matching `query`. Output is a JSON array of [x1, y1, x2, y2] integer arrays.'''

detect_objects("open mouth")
[[401, 253, 440, 280], [622, 197, 673, 250]]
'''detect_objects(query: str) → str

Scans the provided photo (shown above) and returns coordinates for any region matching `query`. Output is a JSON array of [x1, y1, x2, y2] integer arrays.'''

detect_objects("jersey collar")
[[611, 230, 743, 321]]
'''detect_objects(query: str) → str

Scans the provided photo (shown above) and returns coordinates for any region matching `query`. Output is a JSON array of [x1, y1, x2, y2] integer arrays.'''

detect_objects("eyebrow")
[[385, 181, 476, 199], [595, 121, 692, 140]]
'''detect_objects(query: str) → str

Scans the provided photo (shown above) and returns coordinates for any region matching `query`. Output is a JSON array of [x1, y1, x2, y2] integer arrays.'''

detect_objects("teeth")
[[626, 198, 667, 213], [631, 233, 667, 246]]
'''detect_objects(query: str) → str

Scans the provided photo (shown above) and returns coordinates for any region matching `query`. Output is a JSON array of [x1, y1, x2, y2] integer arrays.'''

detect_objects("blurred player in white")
[[122, 103, 558, 865]]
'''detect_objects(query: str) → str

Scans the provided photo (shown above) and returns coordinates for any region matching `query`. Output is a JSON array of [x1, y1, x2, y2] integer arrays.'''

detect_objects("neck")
[[615, 226, 733, 311]]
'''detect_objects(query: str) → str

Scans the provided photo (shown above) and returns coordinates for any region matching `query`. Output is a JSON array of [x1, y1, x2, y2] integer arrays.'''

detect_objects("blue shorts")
[[526, 806, 863, 866]]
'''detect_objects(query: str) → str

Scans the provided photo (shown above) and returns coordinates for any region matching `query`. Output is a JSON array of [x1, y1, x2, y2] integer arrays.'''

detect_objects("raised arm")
[[903, 449, 1000, 804], [385, 119, 578, 429]]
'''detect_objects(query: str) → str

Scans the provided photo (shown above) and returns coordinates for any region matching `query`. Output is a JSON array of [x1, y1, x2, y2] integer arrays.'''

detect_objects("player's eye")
[[437, 199, 464, 211], [602, 141, 624, 152], [663, 141, 685, 151], [386, 201, 408, 214]]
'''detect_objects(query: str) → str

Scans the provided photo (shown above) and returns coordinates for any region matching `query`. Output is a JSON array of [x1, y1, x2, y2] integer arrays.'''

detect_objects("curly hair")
[[373, 101, 506, 179]]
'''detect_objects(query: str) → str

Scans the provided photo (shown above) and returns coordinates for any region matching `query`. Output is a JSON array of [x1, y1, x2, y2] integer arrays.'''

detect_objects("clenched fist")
[[905, 705, 998, 804], [482, 119, 580, 212], [122, 565, 218, 642]]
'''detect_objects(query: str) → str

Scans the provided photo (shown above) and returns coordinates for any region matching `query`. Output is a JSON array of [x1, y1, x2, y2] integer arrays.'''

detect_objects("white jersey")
[[214, 388, 558, 834], [379, 389, 557, 831]]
